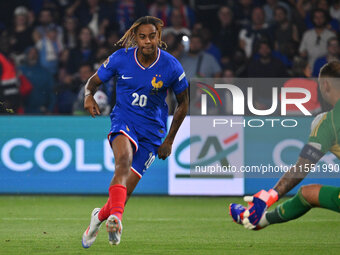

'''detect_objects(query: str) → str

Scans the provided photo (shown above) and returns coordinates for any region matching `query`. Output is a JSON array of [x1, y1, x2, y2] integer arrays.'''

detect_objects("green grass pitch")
[[0, 196, 339, 255]]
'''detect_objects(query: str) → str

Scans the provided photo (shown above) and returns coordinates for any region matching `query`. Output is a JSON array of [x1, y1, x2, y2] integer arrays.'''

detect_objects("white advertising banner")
[[168, 116, 244, 195]]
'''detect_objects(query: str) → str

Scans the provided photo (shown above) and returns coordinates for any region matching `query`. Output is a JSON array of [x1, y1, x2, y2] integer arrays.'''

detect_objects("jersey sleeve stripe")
[[179, 72, 185, 81], [312, 114, 327, 137], [331, 110, 338, 145]]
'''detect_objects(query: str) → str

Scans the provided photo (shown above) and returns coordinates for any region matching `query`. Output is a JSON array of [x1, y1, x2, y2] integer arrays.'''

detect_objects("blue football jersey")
[[97, 47, 188, 140]]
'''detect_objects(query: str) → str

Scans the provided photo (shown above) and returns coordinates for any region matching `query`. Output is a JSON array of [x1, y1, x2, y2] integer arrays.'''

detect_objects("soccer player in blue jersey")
[[81, 16, 188, 248]]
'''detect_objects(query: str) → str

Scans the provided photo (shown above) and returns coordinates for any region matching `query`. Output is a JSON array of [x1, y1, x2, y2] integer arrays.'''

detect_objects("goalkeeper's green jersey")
[[308, 99, 340, 159]]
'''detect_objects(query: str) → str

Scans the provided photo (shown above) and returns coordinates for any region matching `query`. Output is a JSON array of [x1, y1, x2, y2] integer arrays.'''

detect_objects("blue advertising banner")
[[1, 116, 339, 195], [0, 117, 167, 194]]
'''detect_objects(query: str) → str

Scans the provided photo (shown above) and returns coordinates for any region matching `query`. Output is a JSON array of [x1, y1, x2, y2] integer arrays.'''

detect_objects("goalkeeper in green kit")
[[230, 61, 340, 230]]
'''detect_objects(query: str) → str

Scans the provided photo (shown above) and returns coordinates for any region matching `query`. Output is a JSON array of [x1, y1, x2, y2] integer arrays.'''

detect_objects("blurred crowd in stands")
[[0, 0, 339, 115]]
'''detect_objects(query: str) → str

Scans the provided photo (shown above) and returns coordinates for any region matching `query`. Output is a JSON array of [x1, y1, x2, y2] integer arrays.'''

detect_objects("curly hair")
[[115, 16, 167, 51]]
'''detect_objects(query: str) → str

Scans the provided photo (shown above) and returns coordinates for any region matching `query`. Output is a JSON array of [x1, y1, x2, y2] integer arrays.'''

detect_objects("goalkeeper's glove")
[[229, 203, 246, 224], [229, 198, 267, 230], [242, 189, 279, 229]]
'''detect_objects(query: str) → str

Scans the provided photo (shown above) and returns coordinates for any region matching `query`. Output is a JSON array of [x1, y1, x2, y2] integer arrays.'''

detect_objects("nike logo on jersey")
[[122, 75, 133, 79]]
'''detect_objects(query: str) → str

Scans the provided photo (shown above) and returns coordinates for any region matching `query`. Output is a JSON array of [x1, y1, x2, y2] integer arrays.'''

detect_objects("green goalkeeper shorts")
[[319, 185, 340, 213]]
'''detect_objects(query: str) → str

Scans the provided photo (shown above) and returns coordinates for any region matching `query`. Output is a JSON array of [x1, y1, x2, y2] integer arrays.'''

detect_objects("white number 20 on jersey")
[[131, 93, 148, 107]]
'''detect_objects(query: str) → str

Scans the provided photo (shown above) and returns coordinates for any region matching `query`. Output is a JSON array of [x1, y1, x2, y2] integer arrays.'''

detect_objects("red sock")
[[98, 198, 110, 222], [108, 184, 127, 221]]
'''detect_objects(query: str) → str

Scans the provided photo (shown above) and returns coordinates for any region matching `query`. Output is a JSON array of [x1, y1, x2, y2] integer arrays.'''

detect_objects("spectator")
[[170, 0, 195, 29], [34, 8, 63, 44], [304, 0, 340, 32], [283, 57, 321, 115], [58, 49, 71, 83], [64, 0, 82, 18], [192, 0, 221, 31], [9, 6, 35, 65], [179, 34, 221, 81], [247, 40, 288, 77], [36, 24, 64, 76], [296, 0, 318, 20], [72, 62, 111, 115], [105, 30, 120, 48], [73, 89, 110, 115], [272, 39, 300, 69], [232, 49, 248, 77], [94, 45, 111, 69], [74, 0, 111, 41], [0, 52, 21, 113], [221, 67, 236, 115], [191, 22, 203, 36], [321, 1, 340, 32], [66, 27, 97, 74], [233, 0, 255, 27], [19, 47, 55, 114], [163, 32, 184, 59], [113, 0, 148, 35], [247, 40, 287, 111], [287, 0, 308, 38], [330, 0, 340, 22], [162, 8, 191, 37], [148, 0, 171, 27], [291, 56, 313, 78], [39, 0, 64, 21], [272, 6, 299, 58], [313, 37, 340, 77], [222, 67, 235, 79], [263, 0, 291, 25], [239, 7, 272, 58], [200, 26, 221, 64], [213, 6, 240, 65], [57, 63, 93, 114], [299, 8, 335, 70], [62, 16, 79, 49]]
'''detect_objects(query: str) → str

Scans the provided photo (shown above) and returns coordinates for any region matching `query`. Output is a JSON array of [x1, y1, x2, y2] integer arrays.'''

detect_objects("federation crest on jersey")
[[151, 74, 163, 95]]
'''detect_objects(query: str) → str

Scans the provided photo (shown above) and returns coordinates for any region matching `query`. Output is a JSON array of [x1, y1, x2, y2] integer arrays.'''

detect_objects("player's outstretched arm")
[[84, 72, 102, 118], [238, 129, 326, 227], [273, 156, 315, 197], [158, 88, 188, 160]]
